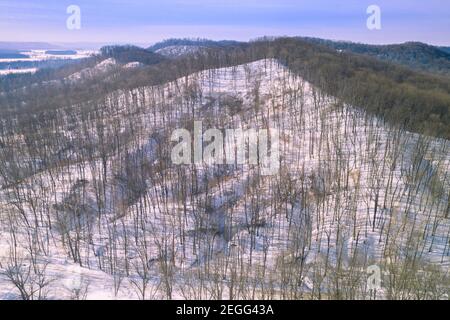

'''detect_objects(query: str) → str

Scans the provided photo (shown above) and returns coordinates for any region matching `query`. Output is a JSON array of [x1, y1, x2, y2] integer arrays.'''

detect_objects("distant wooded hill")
[[147, 38, 243, 52], [100, 45, 166, 65], [1, 38, 449, 140], [299, 37, 450, 77]]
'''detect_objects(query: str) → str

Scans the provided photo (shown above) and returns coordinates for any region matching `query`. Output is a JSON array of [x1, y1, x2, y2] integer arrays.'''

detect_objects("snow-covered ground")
[[65, 58, 118, 82], [0, 50, 95, 63], [0, 68, 37, 75], [0, 50, 96, 76], [155, 45, 203, 58], [0, 59, 448, 300]]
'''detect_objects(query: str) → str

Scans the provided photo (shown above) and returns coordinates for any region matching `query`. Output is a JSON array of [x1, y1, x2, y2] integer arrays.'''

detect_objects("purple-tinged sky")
[[0, 0, 448, 45]]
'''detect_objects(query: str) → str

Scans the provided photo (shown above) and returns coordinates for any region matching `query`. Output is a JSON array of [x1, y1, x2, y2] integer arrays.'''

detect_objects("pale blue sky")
[[0, 0, 449, 45]]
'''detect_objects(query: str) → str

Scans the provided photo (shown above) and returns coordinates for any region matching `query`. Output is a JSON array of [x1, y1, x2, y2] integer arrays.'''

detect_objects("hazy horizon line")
[[0, 36, 448, 50]]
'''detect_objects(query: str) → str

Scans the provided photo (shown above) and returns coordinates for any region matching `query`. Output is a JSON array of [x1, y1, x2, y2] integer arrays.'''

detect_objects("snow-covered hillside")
[[155, 45, 203, 58], [0, 59, 448, 300], [66, 58, 118, 82]]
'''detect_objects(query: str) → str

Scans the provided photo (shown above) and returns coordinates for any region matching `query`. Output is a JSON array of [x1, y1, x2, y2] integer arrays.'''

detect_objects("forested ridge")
[[147, 38, 244, 51], [2, 37, 449, 139], [299, 37, 450, 77], [254, 38, 450, 139], [0, 37, 449, 300]]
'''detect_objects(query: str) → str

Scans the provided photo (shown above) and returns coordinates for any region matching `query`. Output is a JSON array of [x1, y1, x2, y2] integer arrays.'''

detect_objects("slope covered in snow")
[[155, 45, 203, 58], [0, 59, 448, 300]]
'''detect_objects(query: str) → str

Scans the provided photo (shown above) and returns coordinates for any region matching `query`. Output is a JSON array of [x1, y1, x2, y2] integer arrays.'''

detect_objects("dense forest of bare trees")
[[0, 39, 448, 299]]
